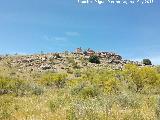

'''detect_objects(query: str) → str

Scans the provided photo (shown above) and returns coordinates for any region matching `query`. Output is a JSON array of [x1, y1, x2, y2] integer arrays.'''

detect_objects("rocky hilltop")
[[0, 48, 144, 74]]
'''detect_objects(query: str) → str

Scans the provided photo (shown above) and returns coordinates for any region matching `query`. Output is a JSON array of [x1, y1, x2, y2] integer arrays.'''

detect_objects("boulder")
[[40, 64, 52, 70]]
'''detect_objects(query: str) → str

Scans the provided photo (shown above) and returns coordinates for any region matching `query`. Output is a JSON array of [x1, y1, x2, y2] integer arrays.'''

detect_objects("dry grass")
[[1, 65, 160, 120]]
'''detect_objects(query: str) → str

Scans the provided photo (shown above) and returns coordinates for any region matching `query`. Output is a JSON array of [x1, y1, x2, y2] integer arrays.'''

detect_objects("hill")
[[1, 48, 159, 120]]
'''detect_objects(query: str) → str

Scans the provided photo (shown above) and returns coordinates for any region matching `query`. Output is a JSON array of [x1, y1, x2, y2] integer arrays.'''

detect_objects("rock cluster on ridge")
[[0, 48, 144, 74]]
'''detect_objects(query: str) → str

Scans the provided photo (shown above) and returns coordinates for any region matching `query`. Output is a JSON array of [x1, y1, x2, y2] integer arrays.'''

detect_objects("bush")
[[124, 64, 142, 92], [143, 59, 152, 65], [67, 57, 80, 69], [31, 84, 44, 95], [70, 83, 85, 95], [103, 78, 120, 94], [88, 55, 100, 64], [40, 72, 68, 87], [79, 85, 99, 99], [0, 76, 28, 96], [69, 79, 99, 99], [91, 69, 120, 93], [140, 67, 158, 85], [81, 69, 120, 94], [124, 64, 159, 92]]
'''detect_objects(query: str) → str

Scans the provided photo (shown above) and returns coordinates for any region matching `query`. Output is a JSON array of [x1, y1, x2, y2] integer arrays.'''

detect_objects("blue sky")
[[0, 0, 160, 64]]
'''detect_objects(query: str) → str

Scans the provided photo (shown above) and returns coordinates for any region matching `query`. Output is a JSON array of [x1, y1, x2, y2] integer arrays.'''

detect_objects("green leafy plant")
[[40, 72, 68, 87], [31, 84, 44, 95], [88, 55, 100, 64], [0, 76, 29, 96], [124, 64, 159, 92], [143, 59, 152, 65]]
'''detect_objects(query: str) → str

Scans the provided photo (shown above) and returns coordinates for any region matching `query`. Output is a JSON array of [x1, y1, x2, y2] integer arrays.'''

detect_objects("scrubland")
[[1, 64, 160, 120]]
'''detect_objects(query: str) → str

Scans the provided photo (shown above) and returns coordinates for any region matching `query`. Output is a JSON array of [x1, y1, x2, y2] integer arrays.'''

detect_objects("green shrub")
[[81, 69, 120, 94], [124, 64, 159, 92], [67, 57, 80, 69], [67, 78, 85, 89], [124, 64, 143, 92], [89, 69, 120, 94], [89, 55, 100, 64], [103, 78, 120, 94], [79, 86, 99, 99], [71, 83, 85, 95], [31, 84, 44, 95], [81, 69, 97, 82], [140, 66, 158, 85], [40, 73, 68, 87], [143, 59, 152, 65], [0, 76, 28, 96], [70, 79, 99, 99]]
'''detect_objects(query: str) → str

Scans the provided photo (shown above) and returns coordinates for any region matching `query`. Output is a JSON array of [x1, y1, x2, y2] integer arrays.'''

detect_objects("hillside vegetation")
[[0, 50, 160, 120], [1, 61, 160, 120]]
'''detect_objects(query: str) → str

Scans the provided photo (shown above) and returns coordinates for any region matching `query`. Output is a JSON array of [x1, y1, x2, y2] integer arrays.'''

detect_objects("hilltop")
[[0, 48, 144, 75], [0, 48, 160, 120]]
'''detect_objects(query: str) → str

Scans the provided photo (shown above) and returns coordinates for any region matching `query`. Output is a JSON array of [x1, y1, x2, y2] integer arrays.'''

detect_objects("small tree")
[[89, 55, 100, 64], [143, 59, 152, 65]]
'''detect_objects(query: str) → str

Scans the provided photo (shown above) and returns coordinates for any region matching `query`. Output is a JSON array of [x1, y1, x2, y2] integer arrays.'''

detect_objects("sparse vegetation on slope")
[[0, 50, 159, 120]]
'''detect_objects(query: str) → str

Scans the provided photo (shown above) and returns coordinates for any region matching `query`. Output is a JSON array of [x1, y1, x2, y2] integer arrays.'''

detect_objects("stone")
[[40, 64, 52, 70]]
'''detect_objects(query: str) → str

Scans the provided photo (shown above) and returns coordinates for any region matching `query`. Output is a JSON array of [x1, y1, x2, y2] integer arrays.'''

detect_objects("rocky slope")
[[0, 48, 144, 75]]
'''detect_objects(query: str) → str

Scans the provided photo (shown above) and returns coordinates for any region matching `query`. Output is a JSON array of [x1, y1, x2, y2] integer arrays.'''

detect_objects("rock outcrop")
[[0, 48, 144, 74]]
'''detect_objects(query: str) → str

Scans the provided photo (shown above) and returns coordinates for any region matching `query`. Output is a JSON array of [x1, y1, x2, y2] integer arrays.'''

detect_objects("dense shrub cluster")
[[1, 64, 160, 96], [0, 76, 28, 96], [124, 64, 160, 92], [40, 72, 68, 87], [1, 64, 160, 119], [67, 64, 160, 97], [143, 59, 152, 65], [67, 69, 120, 98], [88, 55, 100, 64], [0, 76, 44, 96]]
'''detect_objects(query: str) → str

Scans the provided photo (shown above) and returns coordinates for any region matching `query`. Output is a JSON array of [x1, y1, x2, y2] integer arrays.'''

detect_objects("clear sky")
[[0, 0, 160, 64]]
